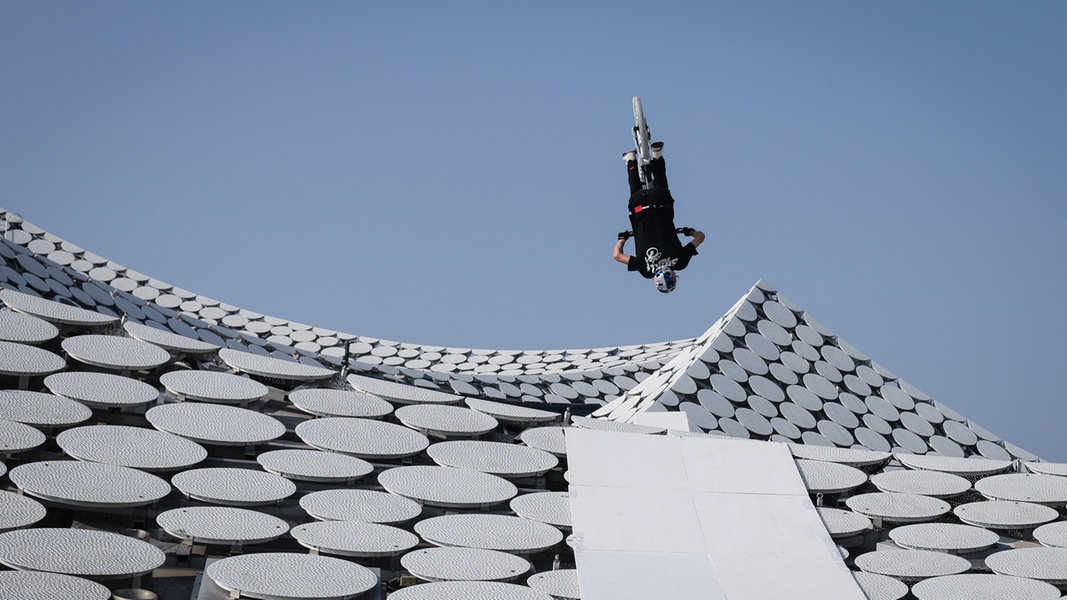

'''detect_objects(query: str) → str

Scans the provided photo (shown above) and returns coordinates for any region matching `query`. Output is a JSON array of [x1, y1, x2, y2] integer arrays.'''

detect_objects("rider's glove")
[[677, 227, 695, 236], [618, 231, 632, 241]]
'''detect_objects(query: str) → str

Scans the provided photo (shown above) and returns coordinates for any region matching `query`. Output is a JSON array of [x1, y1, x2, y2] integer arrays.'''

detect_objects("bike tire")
[[631, 96, 653, 189]]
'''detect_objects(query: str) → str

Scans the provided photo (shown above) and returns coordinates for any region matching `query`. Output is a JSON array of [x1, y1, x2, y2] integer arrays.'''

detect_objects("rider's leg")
[[649, 155, 670, 190], [626, 159, 642, 195]]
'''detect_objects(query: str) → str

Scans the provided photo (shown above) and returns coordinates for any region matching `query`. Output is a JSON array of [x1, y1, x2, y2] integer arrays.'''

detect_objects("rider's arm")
[[691, 229, 705, 249], [613, 238, 632, 265]]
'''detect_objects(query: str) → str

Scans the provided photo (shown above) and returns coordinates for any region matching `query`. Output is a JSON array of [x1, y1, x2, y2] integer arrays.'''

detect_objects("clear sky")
[[3, 2, 1065, 460]]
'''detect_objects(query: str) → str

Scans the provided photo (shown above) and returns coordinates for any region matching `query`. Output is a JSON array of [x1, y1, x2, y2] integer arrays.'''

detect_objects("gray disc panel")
[[401, 547, 532, 582], [0, 341, 65, 377], [1033, 521, 1067, 548], [815, 507, 872, 539], [61, 335, 170, 371], [527, 569, 581, 600], [0, 418, 46, 453], [911, 573, 1060, 600], [206, 552, 378, 600], [9, 460, 170, 508], [288, 387, 393, 419], [426, 441, 558, 478], [852, 571, 908, 600], [953, 500, 1059, 529], [0, 489, 47, 531], [854, 549, 970, 582], [123, 320, 219, 354], [256, 449, 373, 483], [295, 417, 429, 459], [156, 506, 289, 545], [414, 513, 563, 554], [464, 398, 559, 423], [57, 425, 207, 471], [172, 467, 296, 506], [974, 473, 1067, 506], [146, 402, 285, 446], [794, 459, 867, 494], [0, 310, 58, 344], [510, 491, 571, 529], [44, 371, 159, 408], [0, 528, 165, 578], [888, 523, 1000, 555], [0, 288, 117, 326], [845, 492, 951, 523], [290, 520, 420, 557], [0, 390, 91, 428], [870, 470, 972, 498], [299, 489, 422, 524], [379, 465, 517, 509], [0, 571, 111, 600], [520, 426, 568, 457], [386, 581, 553, 600], [218, 348, 335, 381], [160, 370, 269, 404], [395, 404, 499, 438]]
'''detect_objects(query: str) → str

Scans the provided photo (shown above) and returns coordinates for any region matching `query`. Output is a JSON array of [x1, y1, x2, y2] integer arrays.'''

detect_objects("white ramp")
[[566, 429, 866, 599]]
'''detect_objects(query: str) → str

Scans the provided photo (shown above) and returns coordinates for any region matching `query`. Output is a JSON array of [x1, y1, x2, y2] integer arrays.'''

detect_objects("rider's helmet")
[[653, 267, 677, 294]]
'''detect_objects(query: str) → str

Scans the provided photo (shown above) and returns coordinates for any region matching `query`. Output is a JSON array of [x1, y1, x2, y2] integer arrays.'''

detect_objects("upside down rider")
[[613, 141, 705, 293]]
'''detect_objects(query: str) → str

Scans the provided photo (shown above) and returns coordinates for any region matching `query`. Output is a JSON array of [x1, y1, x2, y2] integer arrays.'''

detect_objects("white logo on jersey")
[[644, 247, 678, 272]]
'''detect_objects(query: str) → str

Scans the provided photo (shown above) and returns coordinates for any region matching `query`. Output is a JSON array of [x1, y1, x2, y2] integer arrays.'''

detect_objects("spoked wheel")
[[631, 96, 653, 190]]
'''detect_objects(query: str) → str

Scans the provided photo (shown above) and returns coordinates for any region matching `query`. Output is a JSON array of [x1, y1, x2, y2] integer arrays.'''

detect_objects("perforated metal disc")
[[387, 581, 552, 600], [44, 371, 159, 408], [256, 449, 373, 483], [888, 523, 999, 554], [171, 467, 296, 506], [0, 390, 92, 428], [897, 454, 1012, 478], [974, 473, 1067, 505], [402, 546, 532, 582], [0, 489, 46, 531], [0, 418, 46, 453], [789, 444, 891, 468], [526, 569, 580, 600], [57, 425, 207, 471], [795, 459, 867, 494], [379, 465, 517, 508], [519, 426, 568, 457], [814, 506, 872, 539], [299, 489, 422, 524], [852, 571, 908, 600], [953, 500, 1059, 529], [146, 402, 285, 446], [0, 571, 111, 600], [870, 470, 972, 498], [0, 528, 165, 578], [395, 404, 499, 438], [218, 348, 335, 381], [510, 492, 571, 529], [464, 398, 559, 423], [9, 460, 170, 508], [854, 549, 970, 582], [123, 320, 218, 354], [427, 441, 558, 478], [0, 288, 117, 326], [61, 335, 170, 371], [288, 387, 393, 419], [206, 552, 378, 600], [0, 310, 58, 344], [160, 370, 268, 404], [415, 513, 563, 553], [290, 520, 420, 557], [156, 506, 289, 545], [845, 492, 951, 523], [295, 417, 429, 459], [1034, 521, 1067, 548], [911, 573, 1060, 600], [0, 341, 65, 377], [348, 373, 463, 405]]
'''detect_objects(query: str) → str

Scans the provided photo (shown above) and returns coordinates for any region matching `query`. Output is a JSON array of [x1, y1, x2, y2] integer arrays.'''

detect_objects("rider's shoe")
[[622, 150, 636, 162], [651, 141, 664, 158]]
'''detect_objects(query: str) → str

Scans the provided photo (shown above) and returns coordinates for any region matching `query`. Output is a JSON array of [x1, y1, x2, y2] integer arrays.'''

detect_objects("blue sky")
[[3, 2, 1065, 460]]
